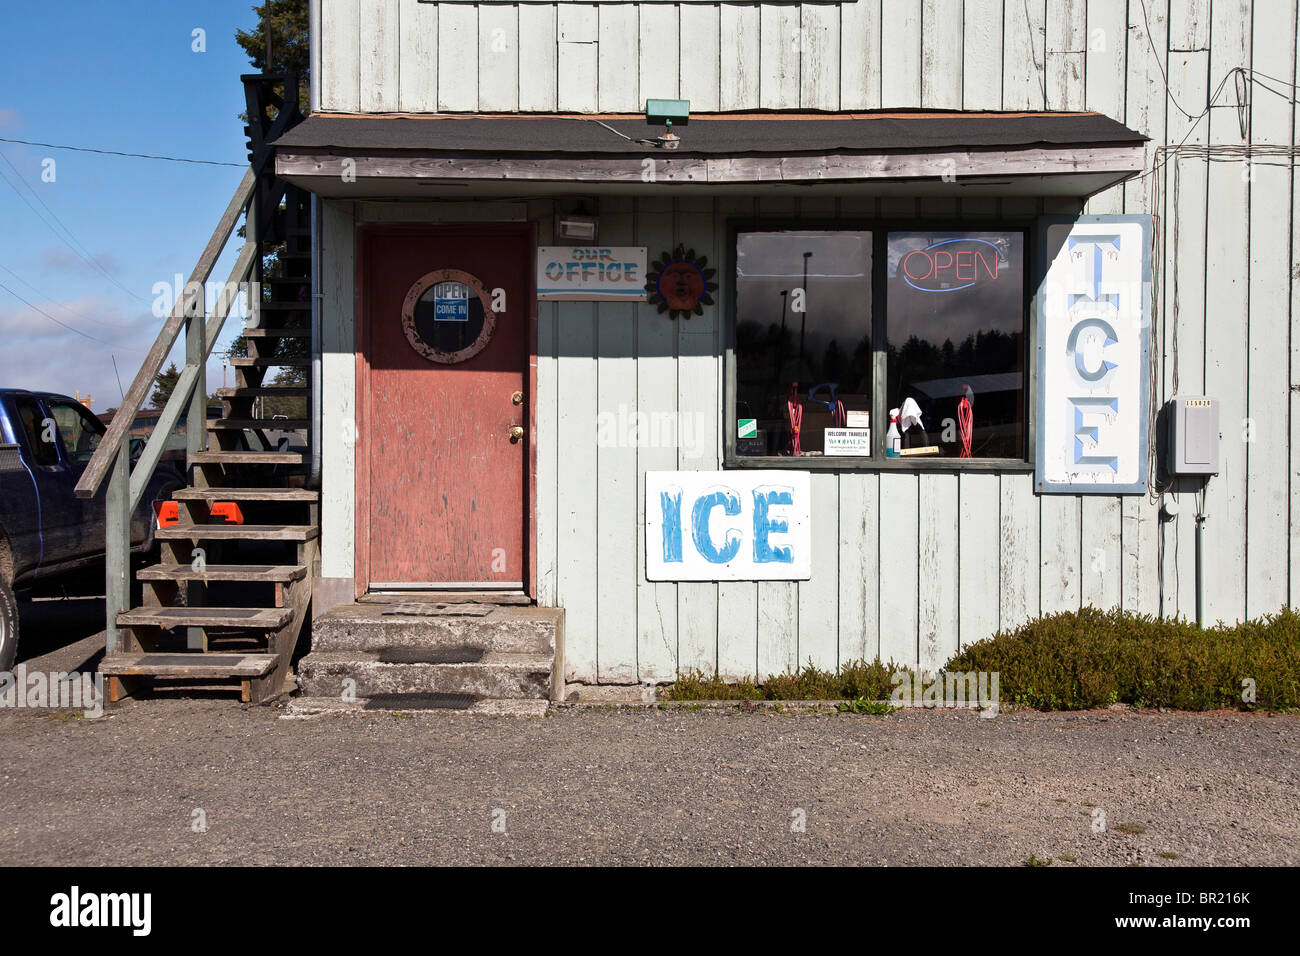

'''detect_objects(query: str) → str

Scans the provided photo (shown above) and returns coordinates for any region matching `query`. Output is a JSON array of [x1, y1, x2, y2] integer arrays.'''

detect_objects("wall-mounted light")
[[558, 214, 599, 242], [646, 98, 690, 149]]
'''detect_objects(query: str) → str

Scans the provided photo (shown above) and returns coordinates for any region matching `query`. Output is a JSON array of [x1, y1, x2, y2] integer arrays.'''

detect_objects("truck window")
[[14, 398, 60, 466], [46, 400, 104, 465]]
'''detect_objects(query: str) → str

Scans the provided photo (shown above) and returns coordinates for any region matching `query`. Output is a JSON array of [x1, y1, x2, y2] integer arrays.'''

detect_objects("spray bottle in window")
[[886, 408, 901, 457]]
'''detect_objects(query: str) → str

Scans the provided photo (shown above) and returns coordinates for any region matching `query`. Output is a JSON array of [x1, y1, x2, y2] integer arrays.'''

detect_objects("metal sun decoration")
[[644, 245, 718, 319]]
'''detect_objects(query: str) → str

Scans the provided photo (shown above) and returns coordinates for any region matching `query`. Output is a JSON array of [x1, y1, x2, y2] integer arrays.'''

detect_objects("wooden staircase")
[[91, 73, 319, 704]]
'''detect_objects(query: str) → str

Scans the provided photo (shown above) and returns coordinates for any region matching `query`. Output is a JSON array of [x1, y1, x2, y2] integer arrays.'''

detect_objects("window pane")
[[735, 231, 873, 458], [48, 400, 104, 465], [886, 231, 1025, 459], [15, 398, 59, 466]]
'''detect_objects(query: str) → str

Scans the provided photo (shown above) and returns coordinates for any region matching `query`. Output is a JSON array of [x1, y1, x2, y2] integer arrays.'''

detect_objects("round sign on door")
[[401, 268, 498, 364]]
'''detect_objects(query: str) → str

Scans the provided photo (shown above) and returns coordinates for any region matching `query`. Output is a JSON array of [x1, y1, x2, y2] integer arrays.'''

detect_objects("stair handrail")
[[75, 167, 256, 501]]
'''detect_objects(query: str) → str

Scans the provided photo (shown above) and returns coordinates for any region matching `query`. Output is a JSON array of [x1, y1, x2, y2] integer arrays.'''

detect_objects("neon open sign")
[[900, 238, 1003, 292]]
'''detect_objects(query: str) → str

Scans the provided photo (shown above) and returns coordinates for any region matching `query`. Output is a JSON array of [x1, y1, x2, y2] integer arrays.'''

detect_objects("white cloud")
[[0, 294, 169, 412], [38, 245, 125, 277]]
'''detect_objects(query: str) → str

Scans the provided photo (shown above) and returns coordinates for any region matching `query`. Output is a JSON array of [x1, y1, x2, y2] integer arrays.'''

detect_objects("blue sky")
[[0, 1, 265, 412]]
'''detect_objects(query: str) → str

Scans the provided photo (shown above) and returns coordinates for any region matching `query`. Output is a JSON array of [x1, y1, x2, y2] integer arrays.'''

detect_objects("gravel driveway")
[[0, 699, 1295, 866]]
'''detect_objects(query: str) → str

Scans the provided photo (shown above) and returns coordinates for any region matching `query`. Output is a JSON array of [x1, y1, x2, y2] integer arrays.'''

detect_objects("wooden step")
[[207, 418, 309, 431], [172, 487, 318, 502], [137, 563, 308, 583], [154, 524, 319, 542], [240, 327, 310, 338], [116, 607, 292, 629], [102, 652, 276, 678], [217, 386, 309, 399], [189, 450, 304, 465], [229, 357, 310, 368]]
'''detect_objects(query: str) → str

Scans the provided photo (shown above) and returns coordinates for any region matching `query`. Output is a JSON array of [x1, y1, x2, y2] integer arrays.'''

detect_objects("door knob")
[[510, 425, 525, 442]]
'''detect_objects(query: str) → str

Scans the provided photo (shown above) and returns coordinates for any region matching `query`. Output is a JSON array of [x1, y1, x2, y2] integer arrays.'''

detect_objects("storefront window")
[[729, 226, 1028, 466], [886, 231, 1025, 459], [734, 231, 873, 457]]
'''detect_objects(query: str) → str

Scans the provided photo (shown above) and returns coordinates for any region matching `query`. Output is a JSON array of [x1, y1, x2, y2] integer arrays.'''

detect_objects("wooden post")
[[104, 445, 131, 655], [185, 298, 206, 652]]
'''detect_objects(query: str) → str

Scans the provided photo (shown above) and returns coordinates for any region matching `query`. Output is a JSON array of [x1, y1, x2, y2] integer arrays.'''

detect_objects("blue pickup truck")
[[0, 389, 184, 670]]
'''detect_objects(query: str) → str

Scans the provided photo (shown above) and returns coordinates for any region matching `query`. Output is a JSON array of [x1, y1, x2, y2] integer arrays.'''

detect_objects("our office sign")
[[1036, 216, 1151, 494], [537, 246, 648, 301], [645, 471, 811, 581]]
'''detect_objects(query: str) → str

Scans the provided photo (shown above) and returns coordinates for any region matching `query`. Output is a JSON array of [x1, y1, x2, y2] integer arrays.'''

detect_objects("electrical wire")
[[0, 261, 132, 330], [0, 136, 243, 168], [0, 152, 146, 304], [0, 279, 110, 344]]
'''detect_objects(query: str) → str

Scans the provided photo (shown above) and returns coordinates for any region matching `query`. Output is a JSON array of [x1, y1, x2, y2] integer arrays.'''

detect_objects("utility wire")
[[0, 261, 132, 330], [0, 136, 244, 168], [0, 279, 110, 344], [0, 152, 145, 303]]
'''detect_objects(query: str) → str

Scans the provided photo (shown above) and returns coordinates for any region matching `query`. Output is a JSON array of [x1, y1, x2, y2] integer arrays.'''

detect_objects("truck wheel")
[[0, 579, 18, 673]]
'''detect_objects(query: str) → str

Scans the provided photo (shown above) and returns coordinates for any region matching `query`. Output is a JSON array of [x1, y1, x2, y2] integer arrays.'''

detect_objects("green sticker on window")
[[737, 418, 757, 439]]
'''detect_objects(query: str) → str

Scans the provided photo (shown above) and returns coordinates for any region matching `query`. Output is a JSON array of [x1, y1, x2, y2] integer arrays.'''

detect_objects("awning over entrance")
[[273, 111, 1147, 200]]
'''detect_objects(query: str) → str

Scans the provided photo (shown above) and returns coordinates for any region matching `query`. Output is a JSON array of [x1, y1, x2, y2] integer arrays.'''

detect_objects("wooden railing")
[[74, 168, 258, 652]]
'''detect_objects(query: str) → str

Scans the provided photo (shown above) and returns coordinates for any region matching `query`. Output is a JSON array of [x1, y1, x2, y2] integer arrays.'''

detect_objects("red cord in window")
[[787, 382, 802, 457], [958, 386, 974, 458]]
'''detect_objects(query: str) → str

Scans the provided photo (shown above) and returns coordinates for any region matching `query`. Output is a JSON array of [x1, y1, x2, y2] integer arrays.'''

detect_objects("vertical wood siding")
[[315, 1, 1300, 682]]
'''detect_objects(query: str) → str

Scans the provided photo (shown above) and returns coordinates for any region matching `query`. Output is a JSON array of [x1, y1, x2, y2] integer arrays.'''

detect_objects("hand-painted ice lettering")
[[659, 488, 683, 563], [1067, 316, 1119, 384], [752, 485, 794, 564], [691, 487, 742, 564], [1070, 396, 1119, 471]]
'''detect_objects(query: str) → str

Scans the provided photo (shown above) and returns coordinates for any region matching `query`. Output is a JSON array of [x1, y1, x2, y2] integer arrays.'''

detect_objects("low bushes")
[[662, 607, 1300, 711], [947, 606, 1299, 711]]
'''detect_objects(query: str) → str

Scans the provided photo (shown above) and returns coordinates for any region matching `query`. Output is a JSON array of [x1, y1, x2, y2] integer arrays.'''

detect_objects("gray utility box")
[[1167, 395, 1220, 475]]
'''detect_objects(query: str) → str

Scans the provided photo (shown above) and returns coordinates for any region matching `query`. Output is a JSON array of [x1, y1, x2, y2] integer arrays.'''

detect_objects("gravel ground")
[[0, 696, 1295, 866]]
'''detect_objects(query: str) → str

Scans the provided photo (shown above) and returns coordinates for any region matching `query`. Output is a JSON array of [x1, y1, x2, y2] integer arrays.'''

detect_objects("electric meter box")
[[1168, 396, 1220, 475]]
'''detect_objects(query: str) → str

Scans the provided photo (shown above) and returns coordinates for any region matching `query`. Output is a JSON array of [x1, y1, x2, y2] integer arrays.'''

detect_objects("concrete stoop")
[[293, 602, 563, 715]]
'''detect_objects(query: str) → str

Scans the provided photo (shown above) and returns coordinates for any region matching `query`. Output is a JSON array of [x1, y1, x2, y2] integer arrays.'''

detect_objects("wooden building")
[[80, 1, 1300, 704]]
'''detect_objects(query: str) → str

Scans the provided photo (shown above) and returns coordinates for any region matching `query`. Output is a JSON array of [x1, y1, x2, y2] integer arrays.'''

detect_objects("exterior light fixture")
[[558, 214, 599, 242], [646, 98, 690, 149]]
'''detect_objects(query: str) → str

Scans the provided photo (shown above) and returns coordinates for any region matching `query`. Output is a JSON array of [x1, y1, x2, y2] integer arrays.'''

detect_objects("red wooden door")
[[361, 226, 531, 589]]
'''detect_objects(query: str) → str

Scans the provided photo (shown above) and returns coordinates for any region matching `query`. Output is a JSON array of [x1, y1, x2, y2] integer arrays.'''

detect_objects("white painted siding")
[[315, 2, 1300, 683]]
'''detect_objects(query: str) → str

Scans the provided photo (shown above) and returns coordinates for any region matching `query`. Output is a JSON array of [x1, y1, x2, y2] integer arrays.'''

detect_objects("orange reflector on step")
[[154, 500, 179, 529], [210, 502, 245, 525]]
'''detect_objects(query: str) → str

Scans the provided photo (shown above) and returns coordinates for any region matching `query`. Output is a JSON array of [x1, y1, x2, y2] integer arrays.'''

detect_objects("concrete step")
[[312, 603, 562, 656], [296, 650, 553, 700]]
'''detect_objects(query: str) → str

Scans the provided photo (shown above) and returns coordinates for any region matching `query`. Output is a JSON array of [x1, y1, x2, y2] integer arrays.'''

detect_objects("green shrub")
[[666, 659, 908, 702], [661, 607, 1300, 711], [946, 606, 1300, 711]]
